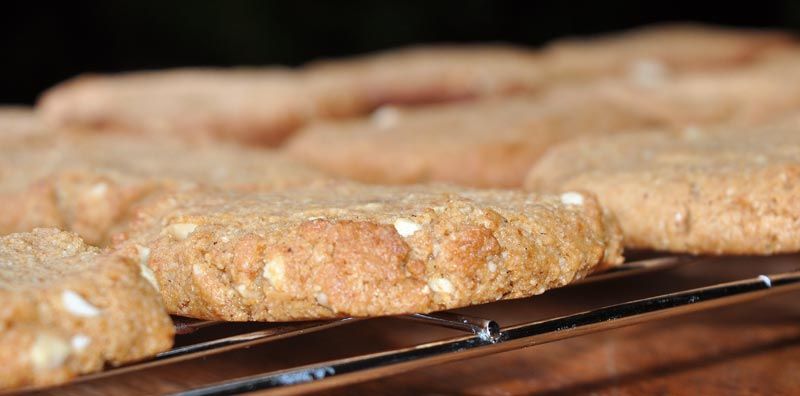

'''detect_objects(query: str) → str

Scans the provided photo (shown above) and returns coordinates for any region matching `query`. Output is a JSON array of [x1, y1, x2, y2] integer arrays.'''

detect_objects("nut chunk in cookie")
[[116, 184, 623, 321], [0, 229, 174, 390]]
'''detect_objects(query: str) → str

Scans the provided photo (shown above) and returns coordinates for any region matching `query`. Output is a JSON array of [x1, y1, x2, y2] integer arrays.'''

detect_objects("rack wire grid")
[[20, 255, 800, 395]]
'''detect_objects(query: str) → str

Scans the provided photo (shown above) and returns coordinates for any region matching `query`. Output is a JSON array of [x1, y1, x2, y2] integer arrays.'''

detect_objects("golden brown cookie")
[[0, 114, 332, 245], [286, 54, 800, 188], [525, 119, 800, 255], [114, 183, 623, 321], [0, 228, 174, 389]]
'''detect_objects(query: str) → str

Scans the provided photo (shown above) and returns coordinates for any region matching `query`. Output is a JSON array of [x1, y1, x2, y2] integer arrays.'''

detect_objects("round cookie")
[[525, 119, 800, 255], [0, 111, 332, 245], [36, 68, 320, 146], [541, 23, 794, 83], [115, 183, 623, 321], [287, 54, 800, 188], [37, 25, 792, 146], [0, 229, 174, 389]]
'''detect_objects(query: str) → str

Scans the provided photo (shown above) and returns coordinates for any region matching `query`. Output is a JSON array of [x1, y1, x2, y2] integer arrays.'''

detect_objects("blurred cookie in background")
[[36, 24, 793, 146], [0, 109, 332, 245], [286, 51, 800, 188]]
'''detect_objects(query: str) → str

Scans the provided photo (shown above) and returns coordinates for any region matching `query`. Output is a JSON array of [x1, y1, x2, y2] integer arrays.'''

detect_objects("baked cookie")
[[37, 25, 791, 146], [304, 45, 545, 109], [0, 120, 332, 245], [541, 23, 794, 83], [525, 119, 800, 255], [36, 68, 336, 146], [114, 183, 623, 321], [286, 54, 800, 188], [0, 106, 53, 147], [285, 95, 647, 187], [307, 24, 792, 110], [0, 228, 174, 389], [36, 49, 544, 146]]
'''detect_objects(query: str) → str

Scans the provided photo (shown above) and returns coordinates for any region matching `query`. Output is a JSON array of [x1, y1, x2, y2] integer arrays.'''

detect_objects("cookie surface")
[[542, 23, 794, 82], [37, 49, 544, 146], [525, 119, 800, 255], [304, 45, 545, 109], [0, 229, 174, 389], [115, 183, 623, 321], [286, 54, 800, 188], [0, 115, 331, 245], [36, 68, 330, 146], [0, 106, 53, 147], [308, 25, 792, 110]]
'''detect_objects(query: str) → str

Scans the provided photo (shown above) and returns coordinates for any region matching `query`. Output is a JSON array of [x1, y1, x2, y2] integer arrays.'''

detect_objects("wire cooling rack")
[[32, 256, 800, 395]]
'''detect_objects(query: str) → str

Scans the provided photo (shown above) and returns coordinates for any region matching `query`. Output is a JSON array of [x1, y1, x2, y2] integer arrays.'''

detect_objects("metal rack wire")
[[49, 256, 800, 395]]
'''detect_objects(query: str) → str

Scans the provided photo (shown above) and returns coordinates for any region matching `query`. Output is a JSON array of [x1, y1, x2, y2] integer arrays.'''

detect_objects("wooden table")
[[34, 255, 800, 395]]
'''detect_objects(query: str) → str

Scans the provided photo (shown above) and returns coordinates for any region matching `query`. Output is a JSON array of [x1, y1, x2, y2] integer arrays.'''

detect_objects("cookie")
[[0, 228, 174, 389], [542, 23, 794, 83], [36, 49, 544, 146], [114, 183, 623, 321], [286, 54, 800, 188], [525, 119, 800, 255], [308, 24, 792, 109], [0, 118, 332, 245], [0, 106, 53, 147], [304, 45, 545, 109], [38, 25, 790, 146], [36, 68, 334, 146], [285, 96, 638, 187]]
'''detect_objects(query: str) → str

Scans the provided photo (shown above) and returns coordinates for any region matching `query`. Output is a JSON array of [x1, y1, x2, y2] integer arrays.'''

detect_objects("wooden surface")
[[31, 255, 800, 395]]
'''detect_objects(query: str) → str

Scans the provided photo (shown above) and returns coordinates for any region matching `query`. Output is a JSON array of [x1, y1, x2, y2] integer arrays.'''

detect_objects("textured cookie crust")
[[286, 53, 800, 188], [0, 229, 174, 389], [0, 121, 331, 245], [115, 183, 623, 321], [525, 120, 800, 255]]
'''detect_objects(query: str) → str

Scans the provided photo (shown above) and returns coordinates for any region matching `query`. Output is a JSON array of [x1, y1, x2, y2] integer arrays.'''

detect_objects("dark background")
[[2, 1, 799, 104]]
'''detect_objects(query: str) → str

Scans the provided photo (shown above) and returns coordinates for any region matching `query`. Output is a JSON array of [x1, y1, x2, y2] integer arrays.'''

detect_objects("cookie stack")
[[3, 23, 800, 389]]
